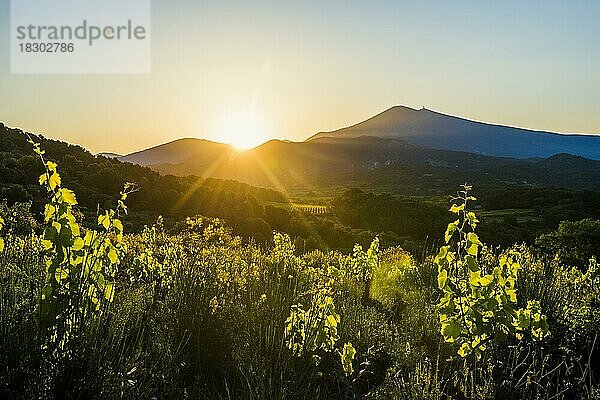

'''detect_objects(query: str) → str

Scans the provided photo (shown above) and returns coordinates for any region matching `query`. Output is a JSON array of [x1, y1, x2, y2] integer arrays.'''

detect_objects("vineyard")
[[290, 203, 329, 215], [0, 142, 598, 399], [267, 202, 330, 215]]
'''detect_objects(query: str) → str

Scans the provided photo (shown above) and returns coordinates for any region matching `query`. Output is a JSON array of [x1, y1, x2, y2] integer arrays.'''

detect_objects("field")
[[0, 144, 598, 399], [266, 201, 330, 215]]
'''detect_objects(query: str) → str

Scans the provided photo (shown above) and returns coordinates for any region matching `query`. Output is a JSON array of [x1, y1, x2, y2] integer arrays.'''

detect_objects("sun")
[[216, 111, 269, 150]]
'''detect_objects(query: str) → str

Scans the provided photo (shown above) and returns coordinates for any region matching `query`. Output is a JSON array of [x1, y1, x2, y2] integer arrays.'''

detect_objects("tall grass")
[[0, 147, 598, 399]]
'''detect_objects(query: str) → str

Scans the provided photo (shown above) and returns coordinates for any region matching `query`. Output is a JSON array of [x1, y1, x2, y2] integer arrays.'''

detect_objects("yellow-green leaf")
[[44, 204, 55, 222], [46, 161, 57, 172], [72, 237, 84, 251], [68, 221, 80, 237], [58, 188, 77, 205], [52, 221, 62, 234], [113, 219, 123, 234], [341, 342, 356, 376], [326, 314, 338, 327], [449, 203, 465, 214], [469, 270, 481, 286], [98, 212, 110, 230], [438, 269, 448, 289], [104, 282, 114, 301], [444, 220, 459, 243], [466, 243, 478, 256], [467, 232, 482, 246], [506, 289, 517, 303], [55, 267, 68, 282], [107, 248, 118, 264], [479, 274, 494, 286], [458, 342, 471, 357], [39, 173, 48, 185], [48, 172, 61, 190]]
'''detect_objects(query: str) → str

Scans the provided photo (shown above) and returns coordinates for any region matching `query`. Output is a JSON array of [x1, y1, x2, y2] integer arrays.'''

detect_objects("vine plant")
[[436, 184, 549, 359], [30, 139, 136, 351]]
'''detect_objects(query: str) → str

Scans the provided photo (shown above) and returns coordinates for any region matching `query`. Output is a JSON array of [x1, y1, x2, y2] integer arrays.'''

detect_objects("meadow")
[[0, 141, 598, 399]]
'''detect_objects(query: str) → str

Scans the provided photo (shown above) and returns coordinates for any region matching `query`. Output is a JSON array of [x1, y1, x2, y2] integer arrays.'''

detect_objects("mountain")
[[308, 106, 600, 160], [121, 138, 233, 165], [117, 135, 600, 195]]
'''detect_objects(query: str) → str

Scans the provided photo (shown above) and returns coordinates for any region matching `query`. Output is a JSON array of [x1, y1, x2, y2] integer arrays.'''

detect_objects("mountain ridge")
[[121, 137, 234, 166], [309, 106, 600, 159], [112, 134, 600, 194]]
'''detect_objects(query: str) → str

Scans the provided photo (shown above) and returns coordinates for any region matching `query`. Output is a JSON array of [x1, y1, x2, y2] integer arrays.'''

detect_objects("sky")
[[1, 0, 599, 154]]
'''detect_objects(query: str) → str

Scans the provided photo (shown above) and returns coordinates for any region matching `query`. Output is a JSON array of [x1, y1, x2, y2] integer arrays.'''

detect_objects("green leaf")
[[442, 321, 462, 341], [449, 203, 465, 214], [98, 212, 110, 230], [58, 188, 77, 205], [465, 255, 478, 271], [479, 275, 494, 287], [438, 269, 448, 289], [72, 237, 84, 251], [466, 243, 478, 256], [104, 282, 114, 301], [444, 220, 459, 243], [107, 248, 118, 264], [48, 172, 61, 190], [113, 219, 123, 234], [467, 232, 482, 246]]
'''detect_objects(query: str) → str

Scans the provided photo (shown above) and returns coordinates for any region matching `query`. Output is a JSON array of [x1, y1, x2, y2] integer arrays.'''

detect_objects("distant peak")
[[388, 105, 420, 112]]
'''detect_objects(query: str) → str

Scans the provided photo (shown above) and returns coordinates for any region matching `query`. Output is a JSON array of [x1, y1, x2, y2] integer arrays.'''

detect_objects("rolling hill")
[[116, 135, 600, 195], [121, 138, 233, 165]]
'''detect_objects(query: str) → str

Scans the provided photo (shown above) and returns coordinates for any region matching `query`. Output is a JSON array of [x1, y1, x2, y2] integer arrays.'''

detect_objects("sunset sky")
[[1, 0, 599, 154]]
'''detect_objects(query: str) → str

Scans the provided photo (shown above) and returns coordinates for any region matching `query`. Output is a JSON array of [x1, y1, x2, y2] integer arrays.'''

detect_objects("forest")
[[2, 123, 600, 254]]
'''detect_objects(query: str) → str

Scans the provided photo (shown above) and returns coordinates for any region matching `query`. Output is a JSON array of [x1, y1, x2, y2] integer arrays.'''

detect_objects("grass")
[[0, 147, 597, 398], [0, 207, 597, 399]]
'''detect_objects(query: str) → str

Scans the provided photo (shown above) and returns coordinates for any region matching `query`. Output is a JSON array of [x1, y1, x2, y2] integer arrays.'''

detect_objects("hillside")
[[116, 135, 600, 194], [0, 123, 286, 238], [121, 138, 234, 166], [0, 123, 430, 250], [309, 106, 600, 160], [3, 122, 600, 251]]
